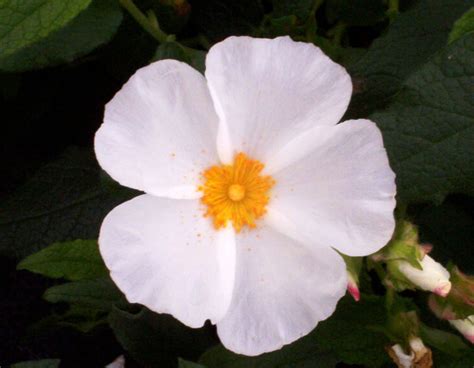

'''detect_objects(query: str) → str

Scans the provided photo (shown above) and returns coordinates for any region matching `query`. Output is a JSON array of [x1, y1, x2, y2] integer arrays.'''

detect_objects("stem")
[[147, 9, 159, 30], [305, 0, 324, 42], [119, 0, 169, 43], [332, 22, 346, 47], [388, 0, 399, 13], [309, 0, 324, 17], [387, 0, 399, 22]]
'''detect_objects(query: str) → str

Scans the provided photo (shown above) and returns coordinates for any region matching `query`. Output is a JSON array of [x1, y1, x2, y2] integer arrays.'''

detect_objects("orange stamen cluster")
[[199, 153, 275, 232]]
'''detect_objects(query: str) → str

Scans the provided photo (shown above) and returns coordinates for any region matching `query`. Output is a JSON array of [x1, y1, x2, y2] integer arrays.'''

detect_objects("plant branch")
[[118, 0, 170, 43]]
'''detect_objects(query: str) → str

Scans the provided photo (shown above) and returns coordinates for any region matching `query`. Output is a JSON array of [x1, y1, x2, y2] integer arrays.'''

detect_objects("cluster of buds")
[[428, 266, 474, 343], [371, 221, 451, 297]]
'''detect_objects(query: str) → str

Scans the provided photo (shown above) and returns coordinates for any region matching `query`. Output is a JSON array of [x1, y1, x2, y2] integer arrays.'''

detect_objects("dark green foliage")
[[108, 305, 217, 367], [348, 0, 474, 117], [2, 0, 474, 366], [17, 239, 107, 280], [371, 34, 474, 203], [10, 360, 60, 368], [0, 148, 137, 259], [0, 0, 123, 71], [0, 0, 92, 57]]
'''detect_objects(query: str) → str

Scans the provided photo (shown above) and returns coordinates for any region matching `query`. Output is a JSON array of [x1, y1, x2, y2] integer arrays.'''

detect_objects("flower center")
[[228, 184, 245, 201], [199, 152, 275, 232]]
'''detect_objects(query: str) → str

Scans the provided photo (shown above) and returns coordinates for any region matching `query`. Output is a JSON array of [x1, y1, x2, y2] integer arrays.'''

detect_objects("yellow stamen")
[[199, 153, 275, 232]]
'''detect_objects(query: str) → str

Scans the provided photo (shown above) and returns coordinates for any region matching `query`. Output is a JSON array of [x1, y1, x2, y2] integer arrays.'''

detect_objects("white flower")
[[95, 36, 396, 356], [396, 255, 451, 296], [449, 315, 474, 344]]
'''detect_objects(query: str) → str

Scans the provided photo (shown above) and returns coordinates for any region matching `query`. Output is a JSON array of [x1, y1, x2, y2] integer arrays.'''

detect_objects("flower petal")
[[95, 60, 219, 199], [216, 225, 347, 356], [205, 36, 352, 164], [99, 194, 235, 327], [266, 119, 396, 256]]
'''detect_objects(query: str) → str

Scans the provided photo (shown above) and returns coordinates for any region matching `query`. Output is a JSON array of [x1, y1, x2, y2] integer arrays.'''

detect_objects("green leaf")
[[17, 239, 107, 281], [313, 296, 390, 367], [0, 0, 92, 58], [201, 297, 389, 368], [0, 0, 123, 72], [200, 342, 338, 368], [109, 305, 216, 368], [449, 7, 474, 44], [436, 350, 474, 368], [11, 360, 60, 368], [348, 0, 473, 117], [43, 278, 123, 311], [152, 41, 206, 73], [420, 324, 470, 357], [370, 34, 474, 203], [34, 304, 109, 333], [0, 147, 137, 259], [178, 358, 207, 368]]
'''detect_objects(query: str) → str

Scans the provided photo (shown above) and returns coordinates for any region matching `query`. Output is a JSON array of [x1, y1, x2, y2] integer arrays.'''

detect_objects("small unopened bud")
[[388, 337, 432, 368], [389, 344, 414, 368], [420, 243, 432, 255], [396, 255, 451, 296], [449, 316, 474, 344], [347, 273, 360, 302], [341, 255, 362, 302], [428, 267, 474, 321]]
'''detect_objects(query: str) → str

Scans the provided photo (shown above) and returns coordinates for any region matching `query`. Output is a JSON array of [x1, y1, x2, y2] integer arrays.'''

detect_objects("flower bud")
[[389, 344, 414, 368], [396, 255, 451, 296], [428, 266, 474, 321], [340, 255, 362, 302], [375, 221, 450, 295], [449, 315, 474, 344], [347, 272, 360, 302], [387, 337, 432, 368]]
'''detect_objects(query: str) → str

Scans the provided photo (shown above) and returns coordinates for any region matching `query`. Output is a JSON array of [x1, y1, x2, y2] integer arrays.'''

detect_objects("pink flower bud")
[[420, 243, 433, 255], [347, 273, 360, 302], [396, 255, 451, 296], [449, 316, 474, 344]]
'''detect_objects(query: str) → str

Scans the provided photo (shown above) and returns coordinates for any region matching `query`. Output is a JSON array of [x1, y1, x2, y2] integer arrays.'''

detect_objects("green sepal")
[[340, 253, 363, 283], [429, 266, 474, 320]]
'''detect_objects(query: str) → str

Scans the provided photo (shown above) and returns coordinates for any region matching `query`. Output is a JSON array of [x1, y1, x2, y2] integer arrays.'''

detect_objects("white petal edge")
[[216, 225, 347, 356], [99, 194, 235, 327], [266, 119, 396, 256], [205, 36, 352, 164], [95, 60, 220, 199]]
